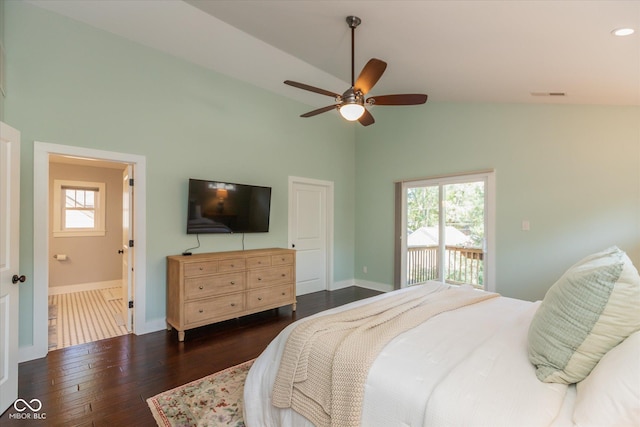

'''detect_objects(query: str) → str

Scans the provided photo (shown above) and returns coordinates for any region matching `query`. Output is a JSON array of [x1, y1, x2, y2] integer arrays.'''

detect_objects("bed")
[[243, 246, 640, 427]]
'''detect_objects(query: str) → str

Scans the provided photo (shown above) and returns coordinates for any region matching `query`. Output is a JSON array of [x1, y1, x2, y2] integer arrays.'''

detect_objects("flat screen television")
[[187, 178, 271, 234]]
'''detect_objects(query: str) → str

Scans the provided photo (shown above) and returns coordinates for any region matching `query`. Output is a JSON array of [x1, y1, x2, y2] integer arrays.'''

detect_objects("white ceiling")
[[49, 154, 127, 170], [27, 0, 640, 109]]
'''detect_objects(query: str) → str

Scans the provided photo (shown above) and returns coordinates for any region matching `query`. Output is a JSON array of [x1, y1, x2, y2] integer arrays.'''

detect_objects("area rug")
[[147, 359, 254, 427]]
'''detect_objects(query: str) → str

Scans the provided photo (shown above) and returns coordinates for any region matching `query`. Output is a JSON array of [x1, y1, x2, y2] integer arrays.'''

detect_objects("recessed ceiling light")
[[611, 28, 635, 37]]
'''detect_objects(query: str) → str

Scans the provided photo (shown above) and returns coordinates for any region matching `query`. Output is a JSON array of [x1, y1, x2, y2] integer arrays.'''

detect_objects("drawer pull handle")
[[230, 264, 234, 267], [281, 273, 286, 277], [281, 258, 285, 261], [230, 303, 236, 307], [258, 277, 262, 281], [230, 281, 235, 285], [199, 309, 204, 313], [199, 285, 204, 290], [257, 297, 262, 301], [199, 267, 204, 271], [281, 292, 286, 296]]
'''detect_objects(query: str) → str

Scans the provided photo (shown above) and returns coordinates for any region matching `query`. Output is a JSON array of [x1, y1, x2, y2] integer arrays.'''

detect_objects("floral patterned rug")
[[147, 359, 254, 427]]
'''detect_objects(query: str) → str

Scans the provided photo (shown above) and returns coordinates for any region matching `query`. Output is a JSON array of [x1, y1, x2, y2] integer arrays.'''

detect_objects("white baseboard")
[[19, 344, 48, 363], [353, 279, 394, 293], [20, 279, 392, 363], [19, 317, 168, 363], [330, 279, 355, 291], [136, 318, 168, 336], [330, 278, 393, 293], [48, 280, 122, 295]]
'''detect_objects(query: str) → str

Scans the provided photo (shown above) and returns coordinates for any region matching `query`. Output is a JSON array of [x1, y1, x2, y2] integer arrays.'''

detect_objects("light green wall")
[[5, 1, 640, 350], [5, 2, 355, 347], [0, 0, 5, 121], [355, 104, 640, 301]]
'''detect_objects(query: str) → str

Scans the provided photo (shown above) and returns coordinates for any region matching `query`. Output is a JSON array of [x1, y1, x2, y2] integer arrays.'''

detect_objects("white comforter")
[[243, 283, 574, 427]]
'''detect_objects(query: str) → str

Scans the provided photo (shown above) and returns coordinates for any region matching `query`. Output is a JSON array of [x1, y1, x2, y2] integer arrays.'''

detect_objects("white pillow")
[[573, 331, 640, 426], [528, 246, 640, 383]]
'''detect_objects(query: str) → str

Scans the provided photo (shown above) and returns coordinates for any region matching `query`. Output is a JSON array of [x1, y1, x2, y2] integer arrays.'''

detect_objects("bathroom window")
[[53, 180, 106, 237]]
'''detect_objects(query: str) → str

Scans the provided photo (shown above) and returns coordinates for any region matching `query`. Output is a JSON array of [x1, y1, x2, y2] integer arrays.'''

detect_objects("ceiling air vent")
[[531, 92, 566, 97]]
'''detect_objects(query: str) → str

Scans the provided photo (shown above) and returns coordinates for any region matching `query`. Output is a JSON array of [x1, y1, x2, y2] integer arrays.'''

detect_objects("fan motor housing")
[[341, 88, 364, 106]]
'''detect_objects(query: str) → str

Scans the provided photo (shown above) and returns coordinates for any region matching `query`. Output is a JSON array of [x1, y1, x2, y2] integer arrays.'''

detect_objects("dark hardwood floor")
[[1, 286, 380, 427]]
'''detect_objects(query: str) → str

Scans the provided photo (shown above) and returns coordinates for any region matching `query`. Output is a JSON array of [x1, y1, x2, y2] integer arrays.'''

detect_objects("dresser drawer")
[[185, 293, 244, 325], [184, 272, 245, 300], [247, 284, 293, 310], [218, 257, 245, 272], [272, 253, 294, 266], [246, 255, 271, 269], [184, 261, 218, 277], [247, 266, 293, 289]]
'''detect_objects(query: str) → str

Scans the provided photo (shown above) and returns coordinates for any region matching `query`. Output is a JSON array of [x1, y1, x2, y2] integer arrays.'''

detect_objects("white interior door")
[[121, 166, 133, 331], [0, 122, 21, 414], [289, 179, 330, 295]]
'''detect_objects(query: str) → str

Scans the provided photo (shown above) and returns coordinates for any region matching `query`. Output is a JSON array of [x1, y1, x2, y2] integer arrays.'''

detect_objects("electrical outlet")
[[363, 266, 368, 274]]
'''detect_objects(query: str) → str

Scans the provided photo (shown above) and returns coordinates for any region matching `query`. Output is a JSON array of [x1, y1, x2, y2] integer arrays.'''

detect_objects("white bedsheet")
[[243, 283, 574, 427]]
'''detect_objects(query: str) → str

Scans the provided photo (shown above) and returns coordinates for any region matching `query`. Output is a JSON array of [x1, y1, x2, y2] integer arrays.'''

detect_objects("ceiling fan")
[[284, 16, 428, 126]]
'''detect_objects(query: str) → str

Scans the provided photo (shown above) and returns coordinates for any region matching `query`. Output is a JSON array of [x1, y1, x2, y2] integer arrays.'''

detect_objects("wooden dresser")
[[166, 248, 296, 341]]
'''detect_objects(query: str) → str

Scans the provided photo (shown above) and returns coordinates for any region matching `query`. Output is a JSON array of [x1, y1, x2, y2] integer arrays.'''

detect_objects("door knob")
[[12, 275, 26, 284], [118, 249, 124, 254]]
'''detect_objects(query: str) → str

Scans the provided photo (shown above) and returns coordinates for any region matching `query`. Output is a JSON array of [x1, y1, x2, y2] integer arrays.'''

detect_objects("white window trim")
[[53, 179, 106, 237]]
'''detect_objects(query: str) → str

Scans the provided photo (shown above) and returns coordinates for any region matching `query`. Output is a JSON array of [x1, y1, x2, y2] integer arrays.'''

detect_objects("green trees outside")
[[406, 182, 484, 247]]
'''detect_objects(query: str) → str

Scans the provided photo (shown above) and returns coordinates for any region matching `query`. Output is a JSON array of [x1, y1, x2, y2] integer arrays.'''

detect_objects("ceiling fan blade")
[[367, 94, 428, 106], [358, 109, 375, 126], [354, 59, 387, 95], [300, 104, 339, 118], [284, 80, 340, 98]]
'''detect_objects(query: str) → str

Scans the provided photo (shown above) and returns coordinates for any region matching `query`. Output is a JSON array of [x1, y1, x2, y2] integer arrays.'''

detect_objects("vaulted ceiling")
[[27, 1, 640, 108]]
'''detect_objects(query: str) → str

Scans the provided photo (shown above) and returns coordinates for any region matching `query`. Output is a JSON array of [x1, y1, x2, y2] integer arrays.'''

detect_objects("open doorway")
[[29, 141, 147, 361], [47, 155, 133, 350]]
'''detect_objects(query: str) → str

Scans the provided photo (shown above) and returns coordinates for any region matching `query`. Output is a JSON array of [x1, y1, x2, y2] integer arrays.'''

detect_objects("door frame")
[[26, 142, 146, 362], [396, 170, 496, 292], [287, 176, 334, 292]]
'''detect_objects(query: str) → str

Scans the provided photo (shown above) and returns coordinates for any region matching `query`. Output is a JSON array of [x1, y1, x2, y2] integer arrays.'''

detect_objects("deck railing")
[[407, 245, 484, 288]]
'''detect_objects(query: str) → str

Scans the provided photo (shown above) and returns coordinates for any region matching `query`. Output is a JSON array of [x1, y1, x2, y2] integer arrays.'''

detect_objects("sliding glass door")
[[400, 172, 494, 290]]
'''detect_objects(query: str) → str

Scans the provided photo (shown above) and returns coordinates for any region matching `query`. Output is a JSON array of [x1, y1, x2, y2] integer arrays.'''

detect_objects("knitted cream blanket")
[[271, 285, 499, 427]]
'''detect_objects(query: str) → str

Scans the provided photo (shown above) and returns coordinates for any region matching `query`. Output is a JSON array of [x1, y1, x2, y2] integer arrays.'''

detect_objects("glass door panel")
[[403, 176, 487, 289], [406, 185, 439, 285], [442, 181, 485, 287]]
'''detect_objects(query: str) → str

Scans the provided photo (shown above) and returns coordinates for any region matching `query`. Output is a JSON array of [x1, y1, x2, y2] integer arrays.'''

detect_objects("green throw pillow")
[[528, 246, 640, 384]]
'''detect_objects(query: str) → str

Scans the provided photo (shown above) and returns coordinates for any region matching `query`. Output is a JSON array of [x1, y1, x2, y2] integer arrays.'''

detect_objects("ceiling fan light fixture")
[[339, 103, 365, 121], [284, 15, 427, 126], [339, 88, 365, 121]]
